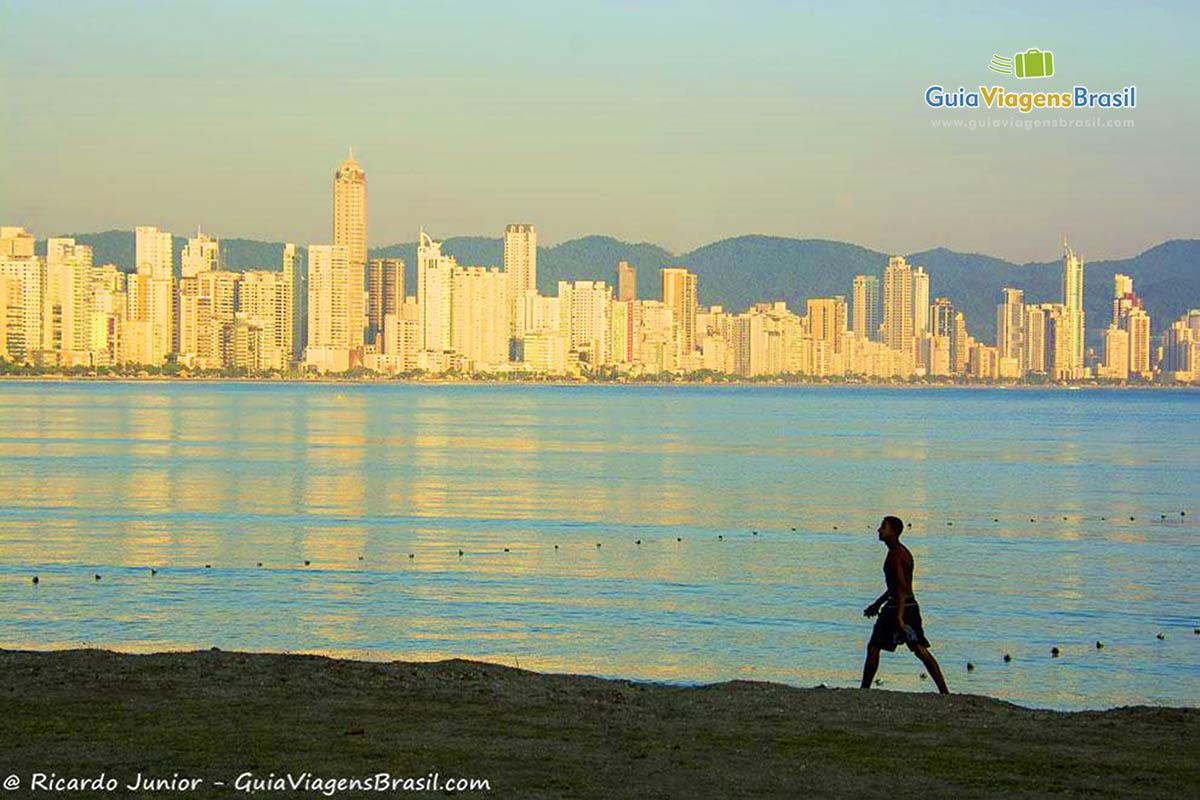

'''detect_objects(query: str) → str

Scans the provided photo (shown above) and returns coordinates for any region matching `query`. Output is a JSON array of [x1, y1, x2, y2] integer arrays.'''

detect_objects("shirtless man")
[[860, 515, 949, 694]]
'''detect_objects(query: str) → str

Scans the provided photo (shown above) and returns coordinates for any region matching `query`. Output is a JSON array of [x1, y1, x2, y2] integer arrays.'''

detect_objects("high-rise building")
[[996, 288, 1025, 374], [367, 257, 404, 346], [44, 237, 94, 359], [881, 256, 915, 363], [504, 224, 537, 336], [181, 229, 219, 278], [1099, 326, 1130, 380], [0, 227, 42, 361], [1023, 305, 1047, 375], [280, 243, 297, 363], [451, 266, 510, 369], [912, 266, 930, 335], [1111, 273, 1138, 326], [806, 297, 848, 357], [851, 275, 879, 342], [661, 267, 698, 353], [130, 226, 174, 364], [1127, 307, 1151, 378], [558, 280, 612, 365], [417, 230, 454, 352], [1061, 238, 1085, 377], [333, 151, 367, 271], [306, 244, 362, 372], [135, 226, 173, 280], [617, 260, 637, 303]]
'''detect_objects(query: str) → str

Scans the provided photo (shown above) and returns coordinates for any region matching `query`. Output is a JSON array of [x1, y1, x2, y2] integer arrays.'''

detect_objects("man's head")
[[877, 515, 904, 542]]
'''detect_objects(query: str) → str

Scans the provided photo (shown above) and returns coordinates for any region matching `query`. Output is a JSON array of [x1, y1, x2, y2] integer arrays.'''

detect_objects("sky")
[[1, 0, 1197, 262]]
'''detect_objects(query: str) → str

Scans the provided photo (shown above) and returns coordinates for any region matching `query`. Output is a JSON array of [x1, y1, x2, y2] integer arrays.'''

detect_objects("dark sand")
[[0, 649, 1195, 798]]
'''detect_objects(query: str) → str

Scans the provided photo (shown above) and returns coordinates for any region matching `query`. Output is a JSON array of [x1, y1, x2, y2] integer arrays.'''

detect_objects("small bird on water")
[[150, 568, 157, 576], [32, 576, 38, 585], [1003, 653, 1011, 663], [409, 553, 415, 559], [1156, 633, 1165, 640], [1051, 647, 1060, 657], [458, 549, 463, 556], [967, 662, 975, 672], [304, 560, 310, 566], [94, 574, 101, 581]]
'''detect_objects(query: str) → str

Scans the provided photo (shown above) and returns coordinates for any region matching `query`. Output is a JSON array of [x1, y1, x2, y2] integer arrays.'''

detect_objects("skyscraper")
[[417, 230, 454, 351], [305, 243, 362, 372], [334, 151, 367, 274], [1061, 237, 1085, 377], [451, 266, 510, 369], [131, 225, 174, 364], [881, 256, 915, 363], [912, 266, 930, 335], [996, 287, 1025, 374], [661, 267, 698, 353], [0, 226, 42, 361], [504, 224, 537, 336], [617, 260, 637, 303], [44, 237, 93, 358], [367, 257, 404, 346], [281, 243, 297, 363], [851, 275, 879, 342]]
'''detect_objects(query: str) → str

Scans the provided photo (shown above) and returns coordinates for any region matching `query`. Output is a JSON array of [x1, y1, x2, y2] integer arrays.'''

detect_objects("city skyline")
[[3, 143, 1196, 383], [3, 2, 1197, 262]]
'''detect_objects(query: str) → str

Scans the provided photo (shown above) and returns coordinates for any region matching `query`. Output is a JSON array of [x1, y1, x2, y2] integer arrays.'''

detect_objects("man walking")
[[861, 515, 949, 694]]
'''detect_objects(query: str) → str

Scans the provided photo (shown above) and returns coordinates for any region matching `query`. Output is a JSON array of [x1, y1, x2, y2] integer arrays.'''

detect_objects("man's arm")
[[863, 589, 890, 617]]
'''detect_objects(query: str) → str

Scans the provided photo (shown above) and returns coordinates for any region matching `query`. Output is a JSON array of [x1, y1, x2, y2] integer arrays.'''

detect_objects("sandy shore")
[[0, 649, 1195, 798]]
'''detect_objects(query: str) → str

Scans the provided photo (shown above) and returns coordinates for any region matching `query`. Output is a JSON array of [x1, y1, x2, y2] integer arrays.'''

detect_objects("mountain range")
[[38, 231, 1200, 344]]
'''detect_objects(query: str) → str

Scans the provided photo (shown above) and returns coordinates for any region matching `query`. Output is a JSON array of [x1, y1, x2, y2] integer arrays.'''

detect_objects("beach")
[[0, 648, 1195, 799]]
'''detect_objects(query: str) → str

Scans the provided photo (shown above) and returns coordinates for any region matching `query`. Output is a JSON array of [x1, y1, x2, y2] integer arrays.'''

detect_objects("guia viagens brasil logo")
[[926, 49, 1135, 113]]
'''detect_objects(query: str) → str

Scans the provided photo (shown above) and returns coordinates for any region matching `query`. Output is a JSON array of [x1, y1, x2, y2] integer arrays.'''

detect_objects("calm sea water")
[[0, 381, 1196, 710]]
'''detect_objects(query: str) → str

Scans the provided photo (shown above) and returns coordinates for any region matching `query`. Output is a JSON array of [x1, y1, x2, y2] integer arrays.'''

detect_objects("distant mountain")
[[35, 230, 1199, 343]]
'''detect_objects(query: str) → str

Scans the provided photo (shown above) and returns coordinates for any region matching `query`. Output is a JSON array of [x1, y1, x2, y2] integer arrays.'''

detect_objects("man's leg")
[[912, 645, 949, 694], [860, 643, 881, 689]]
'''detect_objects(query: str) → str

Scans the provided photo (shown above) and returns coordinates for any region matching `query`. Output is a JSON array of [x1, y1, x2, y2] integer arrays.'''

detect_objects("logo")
[[990, 49, 1054, 79], [924, 47, 1135, 113]]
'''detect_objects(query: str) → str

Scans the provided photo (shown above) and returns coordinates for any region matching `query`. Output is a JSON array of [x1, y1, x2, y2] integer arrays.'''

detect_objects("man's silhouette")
[[860, 515, 949, 694]]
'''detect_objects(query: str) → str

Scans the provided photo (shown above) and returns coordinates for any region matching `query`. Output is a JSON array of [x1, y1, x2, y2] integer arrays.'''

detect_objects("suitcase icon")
[[1014, 48, 1053, 79]]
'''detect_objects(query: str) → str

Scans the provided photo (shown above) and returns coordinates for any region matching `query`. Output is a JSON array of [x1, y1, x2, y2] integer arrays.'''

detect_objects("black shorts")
[[870, 600, 931, 652]]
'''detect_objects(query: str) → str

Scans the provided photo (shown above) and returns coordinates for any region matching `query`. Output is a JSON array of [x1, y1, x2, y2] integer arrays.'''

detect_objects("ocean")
[[0, 381, 1195, 710]]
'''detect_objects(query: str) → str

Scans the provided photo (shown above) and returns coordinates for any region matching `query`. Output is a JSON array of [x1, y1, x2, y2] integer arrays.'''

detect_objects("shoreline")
[[0, 374, 1194, 390], [2, 647, 1195, 798]]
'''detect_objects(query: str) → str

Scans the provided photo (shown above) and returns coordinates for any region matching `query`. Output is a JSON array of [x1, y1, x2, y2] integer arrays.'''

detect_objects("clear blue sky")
[[1, 0, 1195, 261]]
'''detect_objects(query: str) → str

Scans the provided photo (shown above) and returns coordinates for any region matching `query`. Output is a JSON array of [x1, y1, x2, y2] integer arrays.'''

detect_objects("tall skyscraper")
[[131, 225, 174, 364], [912, 266, 930, 335], [306, 243, 362, 371], [367, 257, 404, 346], [181, 228, 219, 278], [334, 150, 367, 271], [1061, 237, 1085, 376], [1023, 305, 1047, 375], [881, 256, 915, 362], [617, 260, 637, 303], [417, 230, 454, 351], [281, 243, 297, 363], [996, 287, 1025, 373], [851, 275, 879, 342], [504, 224, 537, 336], [661, 267, 698, 352]]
